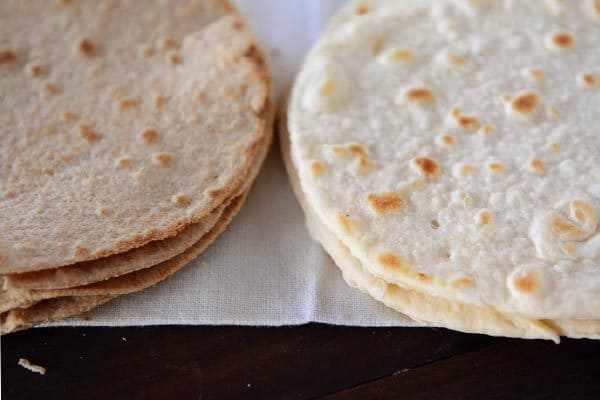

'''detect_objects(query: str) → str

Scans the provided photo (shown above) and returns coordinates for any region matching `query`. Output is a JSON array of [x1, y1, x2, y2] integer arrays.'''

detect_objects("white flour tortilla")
[[281, 100, 598, 341], [288, 0, 600, 320]]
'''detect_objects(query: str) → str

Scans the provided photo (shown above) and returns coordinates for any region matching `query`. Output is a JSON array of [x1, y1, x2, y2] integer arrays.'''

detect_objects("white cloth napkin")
[[52, 0, 417, 328]]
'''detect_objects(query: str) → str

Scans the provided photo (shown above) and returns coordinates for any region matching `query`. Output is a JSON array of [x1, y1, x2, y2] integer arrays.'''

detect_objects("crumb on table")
[[18, 358, 47, 375]]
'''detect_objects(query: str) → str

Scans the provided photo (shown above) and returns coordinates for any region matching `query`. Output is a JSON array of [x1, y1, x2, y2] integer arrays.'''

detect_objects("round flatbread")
[[0, 0, 271, 273], [280, 111, 557, 341], [1, 115, 273, 291], [1, 190, 248, 316], [288, 0, 600, 320], [1, 111, 273, 311], [281, 95, 598, 341]]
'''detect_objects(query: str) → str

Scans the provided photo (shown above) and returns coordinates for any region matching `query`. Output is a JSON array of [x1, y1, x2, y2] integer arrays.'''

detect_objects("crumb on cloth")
[[18, 358, 46, 375]]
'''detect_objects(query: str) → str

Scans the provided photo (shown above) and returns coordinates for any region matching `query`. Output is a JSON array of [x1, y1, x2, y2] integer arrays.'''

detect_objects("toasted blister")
[[377, 47, 414, 66], [288, 0, 600, 321], [544, 31, 575, 54], [530, 200, 599, 262]]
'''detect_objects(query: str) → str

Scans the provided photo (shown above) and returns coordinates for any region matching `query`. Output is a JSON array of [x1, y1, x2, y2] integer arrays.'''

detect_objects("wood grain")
[[2, 325, 599, 400]]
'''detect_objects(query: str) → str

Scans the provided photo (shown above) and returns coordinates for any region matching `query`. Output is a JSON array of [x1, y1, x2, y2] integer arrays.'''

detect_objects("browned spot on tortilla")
[[159, 38, 180, 50], [457, 164, 475, 176], [334, 144, 373, 168], [549, 142, 561, 152], [76, 37, 99, 57], [367, 192, 403, 213], [529, 68, 544, 80], [62, 111, 78, 121], [569, 200, 595, 224], [551, 215, 583, 236], [411, 156, 440, 178], [450, 108, 479, 131], [513, 272, 538, 293], [477, 210, 492, 226], [438, 133, 455, 147], [27, 64, 45, 77], [388, 48, 413, 61], [487, 162, 503, 173], [405, 87, 435, 104], [78, 124, 101, 142], [171, 193, 191, 206], [378, 252, 402, 268], [417, 272, 430, 282], [355, 4, 370, 15], [152, 152, 172, 167], [551, 32, 573, 49], [336, 212, 355, 233], [529, 158, 545, 172], [451, 277, 473, 288], [168, 52, 183, 65], [581, 73, 597, 87], [0, 49, 18, 65], [310, 161, 324, 177], [118, 97, 140, 110], [479, 124, 494, 135], [44, 82, 59, 94], [139, 128, 159, 143], [447, 53, 466, 66], [512, 92, 539, 115], [208, 187, 226, 199]]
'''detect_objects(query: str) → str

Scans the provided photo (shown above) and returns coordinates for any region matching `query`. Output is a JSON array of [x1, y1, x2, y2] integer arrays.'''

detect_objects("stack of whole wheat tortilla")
[[283, 0, 600, 342], [0, 0, 272, 333]]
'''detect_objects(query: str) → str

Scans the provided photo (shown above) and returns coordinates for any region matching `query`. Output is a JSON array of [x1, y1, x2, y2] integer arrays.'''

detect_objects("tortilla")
[[281, 89, 597, 341], [287, 0, 600, 320], [1, 190, 247, 317], [281, 100, 561, 342], [2, 113, 273, 291], [1, 295, 115, 335], [0, 0, 271, 273], [1, 204, 224, 290], [0, 90, 274, 328]]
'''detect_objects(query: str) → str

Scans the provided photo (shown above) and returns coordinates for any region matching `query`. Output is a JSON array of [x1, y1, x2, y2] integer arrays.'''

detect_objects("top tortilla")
[[288, 0, 600, 319], [0, 0, 270, 273]]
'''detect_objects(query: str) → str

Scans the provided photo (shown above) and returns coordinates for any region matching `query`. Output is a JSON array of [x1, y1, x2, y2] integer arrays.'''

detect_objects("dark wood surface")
[[2, 325, 600, 400]]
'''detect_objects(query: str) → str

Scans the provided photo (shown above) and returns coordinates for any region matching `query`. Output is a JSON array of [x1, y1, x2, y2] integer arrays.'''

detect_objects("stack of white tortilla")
[[283, 0, 600, 342], [0, 0, 272, 333]]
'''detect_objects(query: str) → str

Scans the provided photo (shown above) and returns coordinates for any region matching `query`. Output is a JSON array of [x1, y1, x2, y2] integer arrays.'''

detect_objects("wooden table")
[[2, 325, 600, 399]]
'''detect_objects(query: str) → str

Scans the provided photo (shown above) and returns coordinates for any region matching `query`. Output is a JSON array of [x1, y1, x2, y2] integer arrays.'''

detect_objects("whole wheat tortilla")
[[1, 93, 274, 311], [1, 190, 247, 316], [1, 204, 224, 290], [281, 94, 598, 342], [288, 0, 600, 320], [1, 184, 252, 333], [0, 0, 271, 274], [2, 118, 273, 291], [0, 98, 274, 324], [1, 295, 115, 335]]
